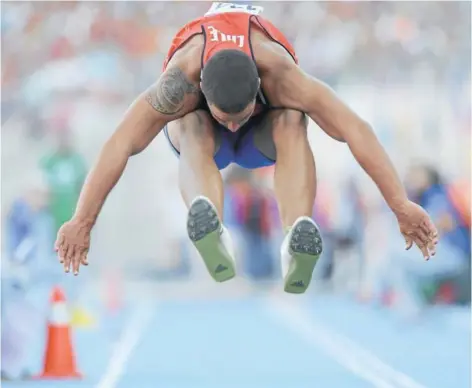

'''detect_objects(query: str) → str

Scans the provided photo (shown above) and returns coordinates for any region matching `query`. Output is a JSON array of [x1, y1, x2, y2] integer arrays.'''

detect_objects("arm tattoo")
[[146, 68, 199, 115]]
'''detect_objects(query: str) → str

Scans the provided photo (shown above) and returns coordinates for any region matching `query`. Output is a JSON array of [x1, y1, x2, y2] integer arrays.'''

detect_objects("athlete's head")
[[201, 49, 260, 131]]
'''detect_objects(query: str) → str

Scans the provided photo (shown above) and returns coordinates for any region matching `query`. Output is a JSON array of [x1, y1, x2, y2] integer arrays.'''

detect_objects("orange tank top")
[[163, 3, 298, 73]]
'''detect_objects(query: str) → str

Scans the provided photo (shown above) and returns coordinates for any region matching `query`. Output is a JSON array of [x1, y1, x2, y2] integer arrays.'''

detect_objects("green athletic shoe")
[[187, 196, 236, 282], [281, 216, 323, 294]]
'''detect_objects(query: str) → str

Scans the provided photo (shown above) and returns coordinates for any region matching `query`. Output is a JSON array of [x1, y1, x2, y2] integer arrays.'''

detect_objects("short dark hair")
[[201, 49, 259, 114]]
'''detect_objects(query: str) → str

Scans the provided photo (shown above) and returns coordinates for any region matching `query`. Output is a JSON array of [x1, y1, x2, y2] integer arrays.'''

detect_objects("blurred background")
[[1, 1, 470, 387]]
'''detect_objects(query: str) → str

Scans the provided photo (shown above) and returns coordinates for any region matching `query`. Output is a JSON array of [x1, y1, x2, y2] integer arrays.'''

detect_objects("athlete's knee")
[[271, 109, 308, 149], [168, 110, 216, 153]]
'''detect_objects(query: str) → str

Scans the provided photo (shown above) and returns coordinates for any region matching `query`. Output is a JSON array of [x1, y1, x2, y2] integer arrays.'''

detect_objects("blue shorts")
[[164, 110, 276, 170]]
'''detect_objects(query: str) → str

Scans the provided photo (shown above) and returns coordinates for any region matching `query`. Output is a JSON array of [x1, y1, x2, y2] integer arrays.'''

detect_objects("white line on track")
[[267, 295, 427, 388], [96, 305, 155, 388]]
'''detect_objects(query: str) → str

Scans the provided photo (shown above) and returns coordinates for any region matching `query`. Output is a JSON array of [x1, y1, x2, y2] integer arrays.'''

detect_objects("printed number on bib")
[[205, 2, 264, 16]]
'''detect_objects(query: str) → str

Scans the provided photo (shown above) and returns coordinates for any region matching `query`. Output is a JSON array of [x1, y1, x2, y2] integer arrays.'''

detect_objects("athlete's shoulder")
[[252, 37, 296, 74], [252, 37, 303, 107], [164, 34, 203, 78], [248, 14, 298, 66]]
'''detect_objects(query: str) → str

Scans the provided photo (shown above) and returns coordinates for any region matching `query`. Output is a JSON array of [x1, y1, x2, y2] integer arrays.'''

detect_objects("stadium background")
[[1, 1, 470, 388]]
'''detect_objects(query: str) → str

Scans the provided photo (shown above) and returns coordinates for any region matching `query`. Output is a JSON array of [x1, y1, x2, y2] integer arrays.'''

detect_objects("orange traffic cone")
[[37, 286, 82, 379]]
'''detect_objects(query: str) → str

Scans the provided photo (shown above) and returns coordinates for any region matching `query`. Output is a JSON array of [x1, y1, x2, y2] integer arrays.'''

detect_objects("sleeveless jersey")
[[163, 2, 298, 105]]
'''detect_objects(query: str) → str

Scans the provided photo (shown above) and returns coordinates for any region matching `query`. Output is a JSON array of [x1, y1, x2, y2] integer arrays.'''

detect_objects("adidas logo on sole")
[[215, 264, 228, 273], [290, 280, 305, 288]]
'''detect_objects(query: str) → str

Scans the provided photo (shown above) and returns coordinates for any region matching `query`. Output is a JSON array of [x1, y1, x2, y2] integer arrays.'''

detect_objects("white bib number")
[[205, 2, 264, 16]]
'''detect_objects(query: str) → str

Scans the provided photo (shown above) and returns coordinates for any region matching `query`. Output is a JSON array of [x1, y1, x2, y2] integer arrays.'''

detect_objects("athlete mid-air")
[[55, 3, 438, 293]]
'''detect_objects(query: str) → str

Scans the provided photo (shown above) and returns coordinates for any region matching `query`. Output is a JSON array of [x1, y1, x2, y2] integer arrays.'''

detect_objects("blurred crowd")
[[1, 1, 470, 380]]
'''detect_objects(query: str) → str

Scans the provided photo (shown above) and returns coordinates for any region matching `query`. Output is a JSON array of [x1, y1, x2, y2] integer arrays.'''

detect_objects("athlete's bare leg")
[[270, 109, 322, 294], [167, 110, 235, 282], [167, 110, 224, 217], [271, 109, 316, 230]]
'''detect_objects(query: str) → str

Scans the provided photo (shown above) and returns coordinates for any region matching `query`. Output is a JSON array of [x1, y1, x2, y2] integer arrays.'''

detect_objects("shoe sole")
[[284, 218, 322, 294], [187, 198, 236, 282]]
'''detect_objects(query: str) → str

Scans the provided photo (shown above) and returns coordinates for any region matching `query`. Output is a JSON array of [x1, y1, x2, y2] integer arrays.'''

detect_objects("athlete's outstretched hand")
[[55, 218, 91, 275], [395, 200, 439, 260]]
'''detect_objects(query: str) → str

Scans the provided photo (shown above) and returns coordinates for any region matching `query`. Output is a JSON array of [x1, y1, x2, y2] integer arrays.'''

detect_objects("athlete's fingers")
[[404, 234, 413, 250], [57, 250, 64, 264], [427, 238, 436, 257], [413, 237, 430, 261], [414, 228, 430, 248], [64, 245, 76, 273], [418, 221, 437, 256], [80, 251, 89, 266], [420, 219, 438, 242], [72, 254, 81, 276], [58, 242, 68, 264], [54, 234, 64, 253], [63, 256, 71, 273], [431, 227, 440, 246]]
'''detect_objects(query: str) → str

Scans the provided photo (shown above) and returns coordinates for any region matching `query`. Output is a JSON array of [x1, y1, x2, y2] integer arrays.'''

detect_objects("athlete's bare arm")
[[55, 55, 201, 274], [256, 41, 438, 258], [256, 43, 407, 210], [74, 67, 200, 226]]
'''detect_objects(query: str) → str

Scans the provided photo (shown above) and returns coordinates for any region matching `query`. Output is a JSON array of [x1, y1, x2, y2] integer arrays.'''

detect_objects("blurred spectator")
[[380, 165, 470, 316], [225, 168, 276, 281], [40, 130, 87, 236], [1, 176, 53, 381], [318, 178, 366, 292], [407, 165, 470, 259]]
